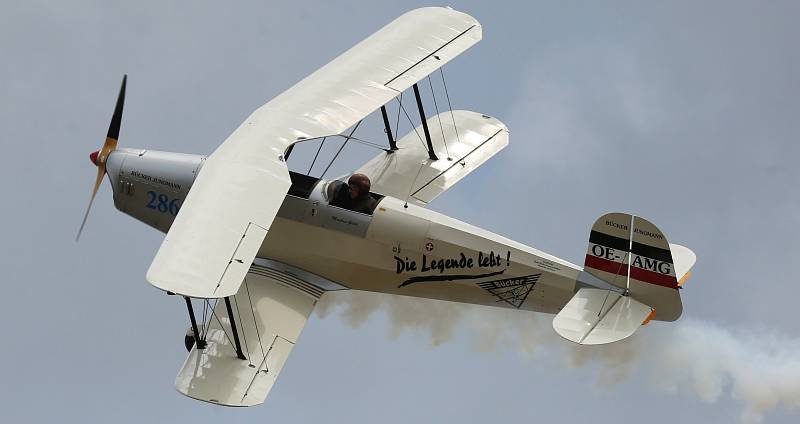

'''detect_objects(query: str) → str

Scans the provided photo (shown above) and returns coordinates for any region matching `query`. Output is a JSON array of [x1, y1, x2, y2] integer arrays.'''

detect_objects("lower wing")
[[175, 263, 322, 406], [356, 110, 508, 206]]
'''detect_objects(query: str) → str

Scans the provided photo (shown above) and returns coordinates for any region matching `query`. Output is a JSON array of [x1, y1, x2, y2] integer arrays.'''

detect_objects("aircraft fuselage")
[[105, 148, 584, 313]]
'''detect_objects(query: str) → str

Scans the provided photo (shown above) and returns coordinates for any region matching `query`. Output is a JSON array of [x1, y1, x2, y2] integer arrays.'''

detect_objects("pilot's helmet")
[[347, 173, 371, 198]]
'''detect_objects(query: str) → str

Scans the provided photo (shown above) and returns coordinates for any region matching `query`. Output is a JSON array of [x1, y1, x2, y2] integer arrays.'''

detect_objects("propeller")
[[76, 75, 126, 241]]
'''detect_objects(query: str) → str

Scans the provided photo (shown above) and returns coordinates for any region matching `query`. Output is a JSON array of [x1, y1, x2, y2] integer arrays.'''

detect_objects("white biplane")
[[79, 7, 696, 407]]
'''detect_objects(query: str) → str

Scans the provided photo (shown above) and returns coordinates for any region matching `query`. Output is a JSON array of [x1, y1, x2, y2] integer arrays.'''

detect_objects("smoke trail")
[[647, 320, 800, 423], [317, 291, 800, 423]]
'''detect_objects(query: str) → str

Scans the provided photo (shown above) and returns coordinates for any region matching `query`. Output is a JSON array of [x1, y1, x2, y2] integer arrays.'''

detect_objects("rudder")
[[583, 213, 689, 322]]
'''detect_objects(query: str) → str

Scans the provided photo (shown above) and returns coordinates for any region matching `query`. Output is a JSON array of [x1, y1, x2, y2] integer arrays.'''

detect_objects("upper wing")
[[146, 7, 481, 298], [249, 6, 481, 142], [356, 110, 508, 206], [175, 264, 320, 406]]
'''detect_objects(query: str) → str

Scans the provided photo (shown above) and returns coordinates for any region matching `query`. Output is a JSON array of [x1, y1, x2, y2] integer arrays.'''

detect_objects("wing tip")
[[400, 6, 480, 27]]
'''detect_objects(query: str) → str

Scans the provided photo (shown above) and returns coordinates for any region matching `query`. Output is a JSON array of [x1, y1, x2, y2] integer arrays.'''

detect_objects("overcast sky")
[[2, 1, 799, 423]]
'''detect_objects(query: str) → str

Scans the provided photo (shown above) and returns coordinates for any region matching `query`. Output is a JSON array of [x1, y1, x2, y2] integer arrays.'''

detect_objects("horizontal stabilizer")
[[552, 288, 652, 345], [670, 243, 696, 285]]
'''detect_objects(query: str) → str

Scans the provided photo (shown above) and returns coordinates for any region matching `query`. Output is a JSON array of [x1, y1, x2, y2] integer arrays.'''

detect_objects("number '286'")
[[146, 191, 181, 216]]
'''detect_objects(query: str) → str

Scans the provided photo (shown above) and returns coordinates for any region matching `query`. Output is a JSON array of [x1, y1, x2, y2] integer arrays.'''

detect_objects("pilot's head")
[[347, 173, 371, 200]]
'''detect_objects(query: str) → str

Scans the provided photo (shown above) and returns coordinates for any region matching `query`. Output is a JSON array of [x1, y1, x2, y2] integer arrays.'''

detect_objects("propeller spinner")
[[76, 75, 126, 240]]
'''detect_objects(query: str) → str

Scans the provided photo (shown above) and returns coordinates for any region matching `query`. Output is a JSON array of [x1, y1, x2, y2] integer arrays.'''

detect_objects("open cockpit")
[[278, 171, 385, 238]]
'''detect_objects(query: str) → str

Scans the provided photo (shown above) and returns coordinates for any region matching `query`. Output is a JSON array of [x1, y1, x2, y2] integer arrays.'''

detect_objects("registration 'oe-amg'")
[[79, 7, 697, 407]]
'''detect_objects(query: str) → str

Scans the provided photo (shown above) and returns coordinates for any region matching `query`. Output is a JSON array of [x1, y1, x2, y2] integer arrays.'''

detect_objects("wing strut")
[[380, 105, 398, 152], [224, 297, 247, 360], [184, 297, 207, 350], [412, 83, 438, 160]]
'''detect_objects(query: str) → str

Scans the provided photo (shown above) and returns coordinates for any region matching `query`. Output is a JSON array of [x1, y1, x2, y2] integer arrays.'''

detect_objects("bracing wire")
[[394, 93, 403, 139], [396, 97, 429, 152], [205, 299, 237, 351], [307, 137, 327, 175], [232, 296, 252, 365], [345, 134, 394, 150], [597, 250, 629, 316], [320, 120, 362, 179], [597, 215, 636, 316], [405, 161, 427, 208], [244, 279, 267, 361], [428, 75, 451, 159], [202, 298, 218, 336], [439, 67, 463, 152], [627, 214, 635, 292]]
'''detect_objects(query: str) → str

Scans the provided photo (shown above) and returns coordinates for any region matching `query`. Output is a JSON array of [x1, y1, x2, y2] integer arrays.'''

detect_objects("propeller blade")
[[76, 163, 106, 241], [107, 75, 126, 140], [76, 75, 126, 241]]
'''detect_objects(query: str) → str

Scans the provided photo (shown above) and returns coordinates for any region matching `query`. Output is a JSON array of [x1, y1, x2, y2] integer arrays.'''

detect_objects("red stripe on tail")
[[630, 267, 678, 289], [584, 255, 628, 277]]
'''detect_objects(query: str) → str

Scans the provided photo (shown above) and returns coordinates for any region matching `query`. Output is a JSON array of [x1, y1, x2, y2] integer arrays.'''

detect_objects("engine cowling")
[[105, 148, 205, 233]]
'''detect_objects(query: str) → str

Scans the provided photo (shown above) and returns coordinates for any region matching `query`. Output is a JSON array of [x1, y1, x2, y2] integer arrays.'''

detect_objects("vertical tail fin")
[[583, 213, 693, 322], [584, 212, 634, 289], [553, 213, 696, 345]]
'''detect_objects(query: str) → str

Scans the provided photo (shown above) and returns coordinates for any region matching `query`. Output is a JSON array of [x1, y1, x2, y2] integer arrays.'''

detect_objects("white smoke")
[[648, 320, 800, 423], [313, 30, 800, 424], [317, 291, 800, 423]]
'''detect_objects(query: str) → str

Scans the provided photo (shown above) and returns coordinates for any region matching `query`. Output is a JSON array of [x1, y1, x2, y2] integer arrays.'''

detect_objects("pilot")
[[329, 173, 378, 214]]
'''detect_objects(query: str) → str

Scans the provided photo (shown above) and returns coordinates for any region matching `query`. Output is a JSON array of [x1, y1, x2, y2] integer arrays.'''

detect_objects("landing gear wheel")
[[184, 327, 195, 352]]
